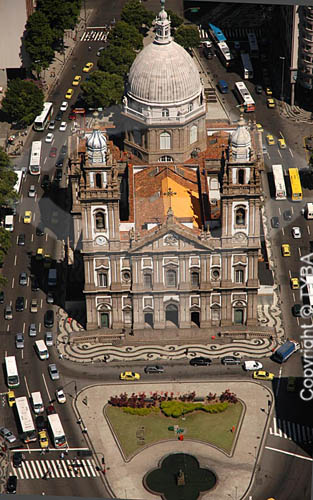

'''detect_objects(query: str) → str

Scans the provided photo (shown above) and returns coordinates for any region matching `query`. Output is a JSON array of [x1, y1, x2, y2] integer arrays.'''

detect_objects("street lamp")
[[280, 56, 286, 101]]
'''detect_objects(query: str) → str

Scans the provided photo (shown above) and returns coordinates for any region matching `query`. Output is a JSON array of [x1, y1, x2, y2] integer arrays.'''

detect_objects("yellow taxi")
[[72, 75, 81, 86], [23, 211, 32, 224], [252, 370, 274, 381], [256, 123, 263, 132], [65, 88, 74, 99], [7, 390, 15, 408], [282, 244, 291, 257], [83, 62, 94, 73], [290, 277, 300, 289], [36, 248, 44, 260], [278, 138, 286, 149], [267, 98, 275, 108], [266, 134, 275, 146], [119, 371, 141, 381], [265, 87, 273, 96], [39, 430, 49, 449]]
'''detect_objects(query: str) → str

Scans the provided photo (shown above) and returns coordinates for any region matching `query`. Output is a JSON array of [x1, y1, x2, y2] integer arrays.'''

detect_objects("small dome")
[[87, 128, 107, 164], [231, 116, 251, 148]]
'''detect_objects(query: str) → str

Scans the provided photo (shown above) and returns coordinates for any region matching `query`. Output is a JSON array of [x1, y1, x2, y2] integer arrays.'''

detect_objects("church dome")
[[231, 116, 251, 148], [127, 2, 202, 105], [87, 127, 107, 164]]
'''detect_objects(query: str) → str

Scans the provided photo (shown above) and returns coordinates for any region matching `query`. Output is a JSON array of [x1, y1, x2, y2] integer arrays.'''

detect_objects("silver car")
[[15, 333, 24, 349], [0, 427, 16, 443], [28, 185, 36, 198], [45, 332, 53, 347], [19, 272, 27, 286], [48, 364, 59, 380], [4, 305, 12, 320], [28, 323, 37, 337]]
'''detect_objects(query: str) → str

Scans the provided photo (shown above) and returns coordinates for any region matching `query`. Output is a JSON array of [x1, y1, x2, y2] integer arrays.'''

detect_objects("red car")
[[49, 147, 57, 158], [46, 404, 56, 415], [69, 112, 76, 120]]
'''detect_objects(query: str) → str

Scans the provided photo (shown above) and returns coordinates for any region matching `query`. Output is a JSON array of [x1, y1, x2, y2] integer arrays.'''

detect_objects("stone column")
[[153, 294, 165, 329], [111, 294, 123, 329], [86, 295, 98, 330], [200, 292, 211, 328], [178, 293, 191, 329]]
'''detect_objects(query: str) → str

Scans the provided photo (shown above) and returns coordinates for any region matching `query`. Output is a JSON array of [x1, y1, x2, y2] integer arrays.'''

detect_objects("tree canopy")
[[121, 0, 154, 30], [25, 11, 55, 77], [174, 24, 200, 50], [36, 0, 81, 48], [80, 71, 124, 109], [107, 21, 143, 51], [166, 9, 184, 29], [0, 148, 17, 273], [98, 45, 136, 79], [1, 80, 44, 127]]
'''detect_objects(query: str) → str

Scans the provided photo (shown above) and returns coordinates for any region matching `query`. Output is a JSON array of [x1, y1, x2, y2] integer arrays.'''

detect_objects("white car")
[[55, 388, 66, 404], [59, 121, 67, 132], [243, 361, 263, 371], [60, 101, 68, 112], [28, 185, 36, 198], [292, 226, 301, 239], [45, 133, 54, 143], [48, 120, 55, 130]]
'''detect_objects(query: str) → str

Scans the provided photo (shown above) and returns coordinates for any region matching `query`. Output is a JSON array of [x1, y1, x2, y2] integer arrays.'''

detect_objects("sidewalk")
[[74, 381, 273, 500]]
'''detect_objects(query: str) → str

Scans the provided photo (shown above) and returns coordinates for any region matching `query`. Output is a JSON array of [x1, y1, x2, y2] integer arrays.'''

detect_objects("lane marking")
[[41, 373, 51, 401], [14, 255, 17, 266], [11, 277, 14, 289], [275, 366, 283, 397], [24, 376, 31, 398], [265, 446, 313, 461], [289, 148, 294, 158]]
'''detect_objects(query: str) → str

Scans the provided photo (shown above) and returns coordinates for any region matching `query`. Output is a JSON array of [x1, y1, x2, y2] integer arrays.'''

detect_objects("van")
[[4, 215, 14, 232], [31, 391, 44, 414], [48, 269, 57, 287], [34, 340, 49, 361], [218, 80, 228, 94]]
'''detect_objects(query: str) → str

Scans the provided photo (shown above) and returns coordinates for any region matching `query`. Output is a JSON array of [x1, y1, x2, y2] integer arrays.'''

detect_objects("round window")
[[123, 271, 131, 282], [212, 269, 220, 279]]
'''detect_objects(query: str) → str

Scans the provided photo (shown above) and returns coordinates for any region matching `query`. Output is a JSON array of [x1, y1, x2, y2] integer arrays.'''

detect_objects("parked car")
[[19, 272, 27, 286], [6, 475, 17, 494], [144, 365, 164, 374], [243, 361, 263, 371], [55, 387, 66, 404], [45, 332, 53, 346], [48, 364, 59, 380], [190, 357, 212, 366], [0, 427, 17, 443], [221, 356, 241, 365], [15, 333, 24, 349], [17, 233, 25, 246]]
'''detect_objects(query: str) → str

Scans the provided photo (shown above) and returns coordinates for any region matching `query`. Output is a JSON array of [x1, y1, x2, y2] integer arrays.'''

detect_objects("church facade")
[[68, 2, 263, 335]]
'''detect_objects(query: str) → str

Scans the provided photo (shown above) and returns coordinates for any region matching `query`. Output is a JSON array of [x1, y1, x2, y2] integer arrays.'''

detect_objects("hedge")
[[122, 407, 159, 416], [160, 401, 228, 417]]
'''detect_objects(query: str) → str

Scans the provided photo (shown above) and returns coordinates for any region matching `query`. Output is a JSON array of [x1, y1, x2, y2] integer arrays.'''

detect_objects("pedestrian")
[[60, 452, 65, 459]]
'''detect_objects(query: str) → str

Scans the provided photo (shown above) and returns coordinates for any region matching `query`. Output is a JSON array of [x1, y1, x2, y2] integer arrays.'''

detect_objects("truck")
[[4, 215, 14, 232], [305, 202, 313, 219], [48, 268, 57, 287], [272, 340, 300, 363]]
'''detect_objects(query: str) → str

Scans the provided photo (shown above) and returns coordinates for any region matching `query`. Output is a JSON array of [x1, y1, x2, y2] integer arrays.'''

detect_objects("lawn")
[[105, 403, 243, 459]]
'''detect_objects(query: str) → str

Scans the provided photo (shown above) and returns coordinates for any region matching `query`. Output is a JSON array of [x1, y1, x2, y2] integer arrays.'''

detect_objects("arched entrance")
[[165, 304, 179, 327], [191, 311, 200, 327], [144, 312, 154, 328]]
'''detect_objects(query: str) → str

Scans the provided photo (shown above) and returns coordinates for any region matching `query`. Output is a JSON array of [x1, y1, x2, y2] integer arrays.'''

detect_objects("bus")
[[15, 396, 37, 443], [234, 82, 255, 112], [208, 24, 226, 44], [48, 413, 67, 448], [33, 102, 54, 131], [216, 41, 234, 68], [29, 141, 42, 175], [272, 165, 287, 200], [5, 356, 19, 388], [247, 32, 259, 59], [241, 53, 254, 80], [289, 168, 303, 201]]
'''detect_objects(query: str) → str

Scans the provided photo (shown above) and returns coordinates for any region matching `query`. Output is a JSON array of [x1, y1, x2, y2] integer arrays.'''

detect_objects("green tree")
[[36, 0, 82, 47], [25, 11, 55, 77], [1, 80, 44, 127], [121, 0, 154, 30], [0, 148, 17, 272], [98, 45, 136, 79], [174, 24, 200, 50], [107, 21, 143, 51], [166, 9, 184, 29], [81, 71, 124, 109]]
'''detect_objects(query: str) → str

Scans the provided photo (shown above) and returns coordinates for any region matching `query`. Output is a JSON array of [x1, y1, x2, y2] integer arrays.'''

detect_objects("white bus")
[[48, 413, 67, 448], [247, 32, 259, 58], [15, 396, 37, 443], [241, 53, 254, 80], [5, 356, 19, 388], [33, 102, 54, 131], [272, 165, 287, 200], [29, 141, 42, 175], [234, 82, 255, 112], [216, 41, 234, 68]]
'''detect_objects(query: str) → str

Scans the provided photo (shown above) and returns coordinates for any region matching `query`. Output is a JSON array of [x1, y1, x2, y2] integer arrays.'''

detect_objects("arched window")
[[191, 271, 200, 288], [166, 269, 177, 287], [160, 132, 171, 150], [188, 103, 193, 112], [162, 109, 169, 117], [190, 125, 197, 144], [143, 273, 152, 289], [98, 272, 108, 287], [238, 169, 245, 184], [235, 208, 246, 226], [158, 155, 174, 162], [96, 173, 102, 188], [95, 212, 105, 230]]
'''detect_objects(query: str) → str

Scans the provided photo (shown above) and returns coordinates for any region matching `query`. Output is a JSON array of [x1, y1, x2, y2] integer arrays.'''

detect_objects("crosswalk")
[[270, 417, 313, 443], [80, 30, 109, 42], [13, 458, 100, 480]]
